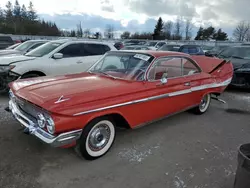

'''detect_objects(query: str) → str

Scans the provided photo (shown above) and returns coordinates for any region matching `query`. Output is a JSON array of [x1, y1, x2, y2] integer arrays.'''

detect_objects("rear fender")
[[209, 60, 233, 82]]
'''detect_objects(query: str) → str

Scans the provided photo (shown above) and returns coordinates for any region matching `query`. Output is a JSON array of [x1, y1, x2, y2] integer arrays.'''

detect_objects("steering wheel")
[[132, 68, 146, 81]]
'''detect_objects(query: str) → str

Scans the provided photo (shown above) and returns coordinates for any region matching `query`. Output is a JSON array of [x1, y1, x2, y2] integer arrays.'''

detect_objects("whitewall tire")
[[75, 117, 116, 160], [192, 93, 211, 114]]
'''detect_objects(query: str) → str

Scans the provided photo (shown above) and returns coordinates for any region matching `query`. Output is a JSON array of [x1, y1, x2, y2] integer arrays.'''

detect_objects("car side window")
[[83, 44, 110, 56], [182, 58, 200, 76], [148, 57, 200, 80], [58, 43, 84, 58], [148, 57, 182, 80], [29, 43, 44, 50]]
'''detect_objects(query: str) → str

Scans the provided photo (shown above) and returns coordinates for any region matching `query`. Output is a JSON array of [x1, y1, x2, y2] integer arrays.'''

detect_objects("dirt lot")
[[0, 89, 249, 188]]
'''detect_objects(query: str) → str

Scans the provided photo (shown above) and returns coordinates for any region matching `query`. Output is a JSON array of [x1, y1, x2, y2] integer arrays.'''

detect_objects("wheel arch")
[[85, 112, 131, 130], [21, 70, 46, 78]]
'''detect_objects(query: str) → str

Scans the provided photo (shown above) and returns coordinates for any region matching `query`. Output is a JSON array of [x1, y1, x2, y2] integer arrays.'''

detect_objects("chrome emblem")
[[54, 95, 70, 104]]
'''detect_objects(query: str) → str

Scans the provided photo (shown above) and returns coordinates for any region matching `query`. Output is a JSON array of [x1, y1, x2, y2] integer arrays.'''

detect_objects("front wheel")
[[75, 117, 116, 160], [192, 93, 211, 115]]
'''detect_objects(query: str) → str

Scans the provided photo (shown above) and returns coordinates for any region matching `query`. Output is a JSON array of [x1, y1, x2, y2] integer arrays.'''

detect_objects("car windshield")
[[15, 41, 37, 51], [145, 42, 157, 46], [25, 42, 63, 57], [88, 52, 153, 81], [121, 46, 135, 50], [158, 45, 180, 51], [217, 47, 250, 59]]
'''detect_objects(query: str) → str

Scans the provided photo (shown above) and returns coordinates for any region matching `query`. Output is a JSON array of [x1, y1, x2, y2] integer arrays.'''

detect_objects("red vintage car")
[[7, 50, 233, 160]]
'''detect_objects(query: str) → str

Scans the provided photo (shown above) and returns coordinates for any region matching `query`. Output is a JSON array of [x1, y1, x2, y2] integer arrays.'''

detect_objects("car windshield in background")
[[88, 52, 153, 81], [25, 42, 63, 57], [158, 45, 180, 51], [217, 47, 250, 59], [145, 42, 157, 46], [15, 41, 37, 51]]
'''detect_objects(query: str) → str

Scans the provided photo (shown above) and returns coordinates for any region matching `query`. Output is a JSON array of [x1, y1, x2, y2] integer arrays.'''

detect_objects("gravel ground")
[[0, 89, 249, 188]]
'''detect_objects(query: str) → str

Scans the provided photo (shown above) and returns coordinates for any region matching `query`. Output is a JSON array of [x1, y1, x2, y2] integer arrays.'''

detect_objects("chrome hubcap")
[[88, 124, 111, 151], [200, 95, 209, 110]]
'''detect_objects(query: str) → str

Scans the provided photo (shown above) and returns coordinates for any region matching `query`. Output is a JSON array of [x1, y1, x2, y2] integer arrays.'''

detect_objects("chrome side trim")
[[73, 77, 232, 116]]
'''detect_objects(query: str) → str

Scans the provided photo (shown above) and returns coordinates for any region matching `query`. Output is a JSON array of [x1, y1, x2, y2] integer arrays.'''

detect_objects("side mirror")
[[53, 53, 63, 59], [160, 73, 168, 84]]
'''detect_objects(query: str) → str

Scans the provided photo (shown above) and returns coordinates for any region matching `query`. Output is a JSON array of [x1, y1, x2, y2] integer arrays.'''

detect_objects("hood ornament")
[[55, 95, 70, 104]]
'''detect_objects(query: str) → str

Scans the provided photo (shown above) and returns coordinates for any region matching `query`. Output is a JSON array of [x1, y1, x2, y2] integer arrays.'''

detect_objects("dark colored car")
[[120, 45, 150, 50], [0, 35, 14, 49], [157, 44, 181, 51], [205, 45, 229, 57], [114, 42, 124, 50], [217, 46, 250, 88], [178, 45, 205, 55]]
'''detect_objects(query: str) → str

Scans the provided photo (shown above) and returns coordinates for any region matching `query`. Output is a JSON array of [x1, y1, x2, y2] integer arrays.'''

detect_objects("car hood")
[[0, 49, 22, 56], [0, 55, 36, 65], [10, 73, 146, 115]]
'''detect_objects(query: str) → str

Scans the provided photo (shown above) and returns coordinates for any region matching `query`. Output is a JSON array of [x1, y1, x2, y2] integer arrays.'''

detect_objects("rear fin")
[[209, 59, 229, 74]]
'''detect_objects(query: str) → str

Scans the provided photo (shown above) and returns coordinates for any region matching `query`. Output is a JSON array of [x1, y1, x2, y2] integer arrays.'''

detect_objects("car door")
[[76, 43, 112, 71], [50, 43, 87, 75], [144, 56, 194, 120]]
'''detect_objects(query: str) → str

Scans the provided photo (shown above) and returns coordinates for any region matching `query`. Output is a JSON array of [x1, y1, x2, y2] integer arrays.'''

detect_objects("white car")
[[0, 39, 116, 91], [145, 41, 167, 50]]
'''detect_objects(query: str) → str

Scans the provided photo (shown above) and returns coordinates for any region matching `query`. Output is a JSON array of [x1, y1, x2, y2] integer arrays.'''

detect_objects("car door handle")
[[76, 61, 83, 64], [184, 82, 190, 86]]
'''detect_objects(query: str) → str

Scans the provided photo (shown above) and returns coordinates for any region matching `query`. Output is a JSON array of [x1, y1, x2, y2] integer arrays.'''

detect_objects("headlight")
[[37, 113, 46, 128], [37, 112, 55, 134], [0, 65, 15, 72], [46, 117, 55, 134]]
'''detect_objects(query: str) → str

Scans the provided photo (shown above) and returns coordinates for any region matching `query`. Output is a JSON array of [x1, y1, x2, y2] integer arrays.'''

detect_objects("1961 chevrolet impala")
[[6, 50, 233, 160]]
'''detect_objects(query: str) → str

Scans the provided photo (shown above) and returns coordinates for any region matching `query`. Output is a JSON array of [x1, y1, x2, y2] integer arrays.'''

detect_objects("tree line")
[[121, 17, 229, 41], [0, 0, 61, 36]]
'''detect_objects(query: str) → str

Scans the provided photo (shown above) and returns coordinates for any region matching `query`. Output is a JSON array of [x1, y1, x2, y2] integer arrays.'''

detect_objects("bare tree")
[[83, 28, 91, 38], [105, 24, 114, 39], [184, 18, 193, 40], [174, 17, 183, 40], [163, 21, 173, 39], [233, 21, 250, 41], [76, 21, 83, 37]]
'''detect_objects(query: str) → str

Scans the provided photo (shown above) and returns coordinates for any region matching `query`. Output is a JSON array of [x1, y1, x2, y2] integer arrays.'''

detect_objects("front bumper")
[[8, 99, 82, 147]]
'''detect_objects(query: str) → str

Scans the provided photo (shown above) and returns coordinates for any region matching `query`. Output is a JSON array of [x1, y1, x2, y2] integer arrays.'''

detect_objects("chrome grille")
[[15, 97, 38, 119]]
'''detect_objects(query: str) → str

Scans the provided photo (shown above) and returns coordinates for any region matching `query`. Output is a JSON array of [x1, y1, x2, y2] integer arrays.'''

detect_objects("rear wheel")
[[75, 117, 116, 160], [192, 93, 211, 114]]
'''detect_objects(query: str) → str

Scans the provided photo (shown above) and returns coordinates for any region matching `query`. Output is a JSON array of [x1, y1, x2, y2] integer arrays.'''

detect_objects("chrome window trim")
[[145, 55, 202, 82]]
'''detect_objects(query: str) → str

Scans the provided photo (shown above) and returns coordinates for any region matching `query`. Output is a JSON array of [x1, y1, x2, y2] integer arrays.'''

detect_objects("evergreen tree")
[[213, 28, 228, 41], [13, 0, 21, 17], [153, 17, 164, 40], [27, 1, 37, 21]]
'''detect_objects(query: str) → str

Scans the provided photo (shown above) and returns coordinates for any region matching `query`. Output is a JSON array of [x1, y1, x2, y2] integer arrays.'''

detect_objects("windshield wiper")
[[231, 55, 244, 59]]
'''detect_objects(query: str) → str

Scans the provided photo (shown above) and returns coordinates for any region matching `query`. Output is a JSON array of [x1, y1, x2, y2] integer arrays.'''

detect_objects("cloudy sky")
[[0, 0, 247, 37]]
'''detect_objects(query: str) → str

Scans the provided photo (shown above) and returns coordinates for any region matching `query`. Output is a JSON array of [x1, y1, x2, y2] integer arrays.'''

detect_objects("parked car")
[[123, 40, 147, 46], [202, 45, 214, 53], [120, 45, 151, 50], [205, 45, 229, 57], [6, 43, 22, 50], [145, 41, 167, 50], [7, 50, 233, 160], [113, 41, 124, 50], [217, 45, 250, 88], [0, 40, 49, 56], [0, 35, 14, 49], [157, 44, 181, 51], [0, 39, 116, 91], [178, 45, 205, 55]]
